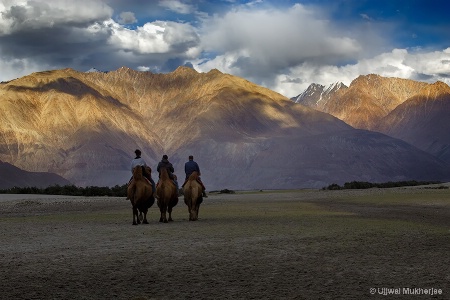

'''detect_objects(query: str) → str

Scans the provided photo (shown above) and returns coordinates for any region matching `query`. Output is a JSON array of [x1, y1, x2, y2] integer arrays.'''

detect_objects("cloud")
[[0, 0, 115, 70], [194, 3, 373, 91], [117, 11, 137, 25], [360, 13, 372, 21], [137, 65, 150, 71], [107, 20, 200, 55], [190, 3, 450, 97], [269, 48, 450, 97], [159, 0, 195, 14], [199, 4, 362, 67], [0, 0, 201, 76], [0, 0, 113, 35], [0, 56, 52, 82]]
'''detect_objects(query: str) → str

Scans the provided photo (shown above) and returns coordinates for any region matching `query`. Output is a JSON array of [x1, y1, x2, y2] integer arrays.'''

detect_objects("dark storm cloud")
[[437, 73, 450, 78], [0, 0, 201, 76], [0, 0, 113, 33], [0, 0, 115, 73]]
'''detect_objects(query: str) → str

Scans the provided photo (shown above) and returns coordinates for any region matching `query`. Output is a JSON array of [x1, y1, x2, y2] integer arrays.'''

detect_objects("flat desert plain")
[[1, 184, 449, 300]]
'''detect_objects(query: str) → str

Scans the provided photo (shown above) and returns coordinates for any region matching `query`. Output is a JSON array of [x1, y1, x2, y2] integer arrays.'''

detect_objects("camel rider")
[[128, 149, 156, 196], [157, 154, 179, 193], [184, 155, 207, 197]]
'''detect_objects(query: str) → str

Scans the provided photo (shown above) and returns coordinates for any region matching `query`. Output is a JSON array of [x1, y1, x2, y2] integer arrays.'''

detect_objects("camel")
[[156, 167, 178, 223], [183, 171, 203, 221], [127, 166, 155, 225]]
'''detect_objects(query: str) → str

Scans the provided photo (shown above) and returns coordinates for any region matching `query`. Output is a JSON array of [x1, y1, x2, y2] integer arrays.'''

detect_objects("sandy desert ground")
[[1, 184, 449, 300]]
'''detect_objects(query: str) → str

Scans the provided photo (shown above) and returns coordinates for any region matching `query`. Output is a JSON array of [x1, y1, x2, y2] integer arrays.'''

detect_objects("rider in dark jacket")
[[156, 155, 178, 194], [184, 155, 207, 197], [157, 155, 175, 178], [184, 157, 200, 180]]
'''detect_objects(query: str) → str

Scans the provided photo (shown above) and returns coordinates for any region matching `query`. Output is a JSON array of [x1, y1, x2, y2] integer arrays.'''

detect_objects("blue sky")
[[1, 0, 449, 97]]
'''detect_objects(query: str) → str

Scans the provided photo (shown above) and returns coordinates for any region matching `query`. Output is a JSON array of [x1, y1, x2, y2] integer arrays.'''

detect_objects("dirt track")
[[1, 186, 449, 299]]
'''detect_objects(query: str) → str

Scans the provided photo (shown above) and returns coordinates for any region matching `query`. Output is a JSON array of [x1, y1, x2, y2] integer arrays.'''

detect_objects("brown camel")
[[156, 167, 178, 223], [127, 166, 154, 225], [183, 171, 203, 221]]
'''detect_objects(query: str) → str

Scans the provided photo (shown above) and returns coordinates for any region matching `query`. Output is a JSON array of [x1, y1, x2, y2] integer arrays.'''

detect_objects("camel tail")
[[185, 184, 193, 198]]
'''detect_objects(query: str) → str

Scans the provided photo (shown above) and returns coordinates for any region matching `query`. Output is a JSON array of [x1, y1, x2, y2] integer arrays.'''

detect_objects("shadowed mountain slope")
[[0, 160, 71, 189], [1, 68, 449, 189], [376, 81, 450, 163]]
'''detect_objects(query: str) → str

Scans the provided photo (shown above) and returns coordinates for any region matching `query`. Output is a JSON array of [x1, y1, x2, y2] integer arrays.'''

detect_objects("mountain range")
[[0, 68, 449, 190], [292, 74, 450, 164]]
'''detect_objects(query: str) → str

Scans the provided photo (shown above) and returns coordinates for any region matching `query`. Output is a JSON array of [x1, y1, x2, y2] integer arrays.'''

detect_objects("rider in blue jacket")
[[184, 155, 207, 197]]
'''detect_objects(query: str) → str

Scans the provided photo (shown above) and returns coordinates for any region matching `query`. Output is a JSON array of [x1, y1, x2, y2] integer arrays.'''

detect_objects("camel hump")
[[133, 165, 144, 180], [188, 171, 199, 181], [160, 167, 171, 180]]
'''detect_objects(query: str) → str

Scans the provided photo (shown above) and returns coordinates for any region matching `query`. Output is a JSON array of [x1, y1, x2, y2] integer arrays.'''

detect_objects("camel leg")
[[190, 207, 197, 221], [185, 198, 192, 220], [168, 206, 174, 222], [194, 204, 200, 221], [188, 203, 194, 221], [133, 198, 141, 224], [132, 206, 138, 225], [163, 209, 168, 223], [159, 205, 168, 223], [143, 211, 149, 224], [127, 180, 135, 200]]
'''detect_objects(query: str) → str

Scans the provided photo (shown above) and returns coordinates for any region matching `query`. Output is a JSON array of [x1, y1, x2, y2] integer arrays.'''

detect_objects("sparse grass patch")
[[333, 188, 450, 206]]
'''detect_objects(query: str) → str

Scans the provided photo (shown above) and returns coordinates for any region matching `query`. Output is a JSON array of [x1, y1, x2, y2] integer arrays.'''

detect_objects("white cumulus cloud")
[[107, 20, 199, 55]]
